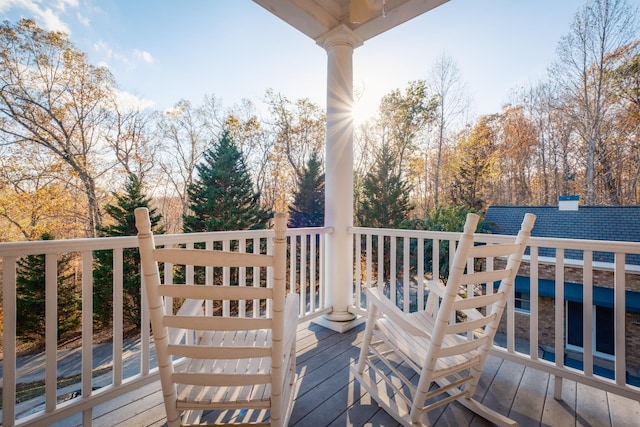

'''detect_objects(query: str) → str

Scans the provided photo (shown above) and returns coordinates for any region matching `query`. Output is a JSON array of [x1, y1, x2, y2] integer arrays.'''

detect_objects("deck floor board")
[[67, 320, 627, 426], [541, 375, 577, 427]]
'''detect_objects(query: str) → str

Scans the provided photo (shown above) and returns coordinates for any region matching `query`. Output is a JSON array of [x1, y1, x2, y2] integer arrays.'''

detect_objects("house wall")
[[495, 260, 640, 374]]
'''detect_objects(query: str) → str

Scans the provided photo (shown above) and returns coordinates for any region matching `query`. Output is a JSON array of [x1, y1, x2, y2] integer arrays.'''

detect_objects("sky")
[[2, 0, 634, 122]]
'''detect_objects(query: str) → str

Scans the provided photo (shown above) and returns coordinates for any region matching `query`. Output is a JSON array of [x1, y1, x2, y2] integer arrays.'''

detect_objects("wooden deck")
[[58, 320, 639, 427]]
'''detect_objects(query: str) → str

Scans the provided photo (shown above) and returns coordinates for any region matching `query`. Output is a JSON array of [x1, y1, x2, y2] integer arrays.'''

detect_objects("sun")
[[351, 96, 376, 126]]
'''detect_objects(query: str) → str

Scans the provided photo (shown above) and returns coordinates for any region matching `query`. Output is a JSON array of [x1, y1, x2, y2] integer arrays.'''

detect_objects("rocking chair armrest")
[[366, 287, 431, 339], [427, 279, 446, 297], [424, 279, 446, 316]]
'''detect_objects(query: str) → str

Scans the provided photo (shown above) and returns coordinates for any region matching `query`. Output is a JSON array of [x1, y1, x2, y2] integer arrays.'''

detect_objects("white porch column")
[[316, 25, 362, 328]]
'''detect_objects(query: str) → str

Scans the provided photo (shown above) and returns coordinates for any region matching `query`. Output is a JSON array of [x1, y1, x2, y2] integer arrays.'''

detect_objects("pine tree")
[[289, 152, 324, 227], [356, 144, 414, 283], [183, 130, 270, 232], [16, 233, 79, 342], [357, 143, 414, 228], [93, 175, 163, 328]]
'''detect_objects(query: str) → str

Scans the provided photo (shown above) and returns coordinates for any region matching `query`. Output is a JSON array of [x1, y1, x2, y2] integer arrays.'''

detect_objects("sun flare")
[[351, 97, 376, 126]]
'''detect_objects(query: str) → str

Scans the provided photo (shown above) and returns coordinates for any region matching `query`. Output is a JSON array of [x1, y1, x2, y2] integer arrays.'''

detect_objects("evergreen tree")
[[357, 143, 414, 228], [403, 205, 482, 282], [289, 151, 324, 227], [183, 130, 270, 232], [16, 233, 79, 342], [93, 175, 163, 328]]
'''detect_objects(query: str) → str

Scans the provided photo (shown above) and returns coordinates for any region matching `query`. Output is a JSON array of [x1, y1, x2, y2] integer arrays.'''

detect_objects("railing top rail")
[[350, 227, 640, 255], [350, 226, 461, 240], [0, 227, 332, 257]]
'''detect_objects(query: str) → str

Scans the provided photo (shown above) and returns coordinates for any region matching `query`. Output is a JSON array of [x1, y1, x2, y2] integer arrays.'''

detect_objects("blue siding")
[[511, 276, 640, 313]]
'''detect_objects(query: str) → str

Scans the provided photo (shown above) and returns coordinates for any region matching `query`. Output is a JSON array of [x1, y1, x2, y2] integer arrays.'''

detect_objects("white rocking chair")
[[135, 208, 298, 427], [352, 212, 535, 426]]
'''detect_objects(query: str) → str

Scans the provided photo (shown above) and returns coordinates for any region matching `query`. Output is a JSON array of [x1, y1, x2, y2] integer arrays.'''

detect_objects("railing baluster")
[[354, 233, 362, 310], [266, 234, 273, 317], [222, 240, 230, 316], [81, 250, 93, 425], [253, 237, 260, 318], [614, 252, 626, 386], [3, 256, 17, 427], [377, 233, 384, 290], [417, 237, 424, 311], [289, 235, 296, 303], [432, 238, 439, 283], [449, 239, 456, 324], [45, 253, 57, 412], [390, 236, 397, 307], [366, 233, 372, 290], [204, 240, 213, 318], [310, 231, 317, 314], [319, 232, 325, 310], [239, 238, 247, 317], [505, 253, 515, 352], [403, 236, 410, 312], [113, 248, 124, 385], [185, 242, 194, 285], [583, 250, 594, 377], [301, 233, 308, 316], [554, 248, 565, 400], [141, 263, 151, 373], [530, 246, 539, 360]]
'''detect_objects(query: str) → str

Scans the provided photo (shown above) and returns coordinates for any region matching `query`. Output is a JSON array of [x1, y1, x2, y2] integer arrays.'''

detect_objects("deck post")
[[315, 25, 362, 331]]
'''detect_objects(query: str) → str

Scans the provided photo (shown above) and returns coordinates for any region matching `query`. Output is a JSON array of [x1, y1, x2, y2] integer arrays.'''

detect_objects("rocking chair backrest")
[[135, 208, 297, 427], [420, 212, 536, 399]]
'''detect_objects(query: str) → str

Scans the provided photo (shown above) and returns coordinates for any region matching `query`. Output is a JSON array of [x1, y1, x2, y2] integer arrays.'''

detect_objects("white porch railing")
[[351, 226, 640, 403], [0, 227, 329, 427], [2, 225, 640, 426]]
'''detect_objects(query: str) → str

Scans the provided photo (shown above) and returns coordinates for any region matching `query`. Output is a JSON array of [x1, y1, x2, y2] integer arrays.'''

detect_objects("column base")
[[311, 312, 365, 333]]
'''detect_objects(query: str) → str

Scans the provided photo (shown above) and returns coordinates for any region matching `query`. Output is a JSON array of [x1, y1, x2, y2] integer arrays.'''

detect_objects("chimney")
[[558, 195, 579, 211]]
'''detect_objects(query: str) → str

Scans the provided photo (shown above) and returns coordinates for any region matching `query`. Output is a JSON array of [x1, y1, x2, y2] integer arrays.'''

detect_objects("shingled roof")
[[484, 205, 640, 264], [484, 205, 640, 242]]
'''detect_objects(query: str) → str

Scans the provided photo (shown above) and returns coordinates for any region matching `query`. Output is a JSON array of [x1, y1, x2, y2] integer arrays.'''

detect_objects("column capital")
[[316, 24, 364, 51]]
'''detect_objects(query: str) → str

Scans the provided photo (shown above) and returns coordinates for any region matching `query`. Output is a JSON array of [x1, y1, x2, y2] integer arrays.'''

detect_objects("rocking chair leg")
[[457, 397, 519, 427]]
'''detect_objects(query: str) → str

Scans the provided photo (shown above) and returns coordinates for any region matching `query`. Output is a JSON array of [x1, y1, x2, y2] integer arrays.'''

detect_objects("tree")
[[104, 103, 160, 188], [16, 233, 79, 342], [444, 116, 499, 210], [494, 105, 537, 205], [157, 97, 223, 221], [356, 142, 414, 228], [264, 90, 326, 211], [183, 130, 270, 232], [93, 175, 163, 328], [224, 100, 271, 199], [0, 142, 79, 241], [378, 80, 438, 174], [553, 0, 638, 204], [519, 81, 580, 204], [427, 54, 469, 208], [608, 45, 640, 203], [289, 151, 324, 227], [0, 19, 116, 236]]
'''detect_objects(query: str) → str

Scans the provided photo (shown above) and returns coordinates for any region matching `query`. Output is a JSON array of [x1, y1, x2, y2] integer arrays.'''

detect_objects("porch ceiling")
[[253, 0, 450, 43]]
